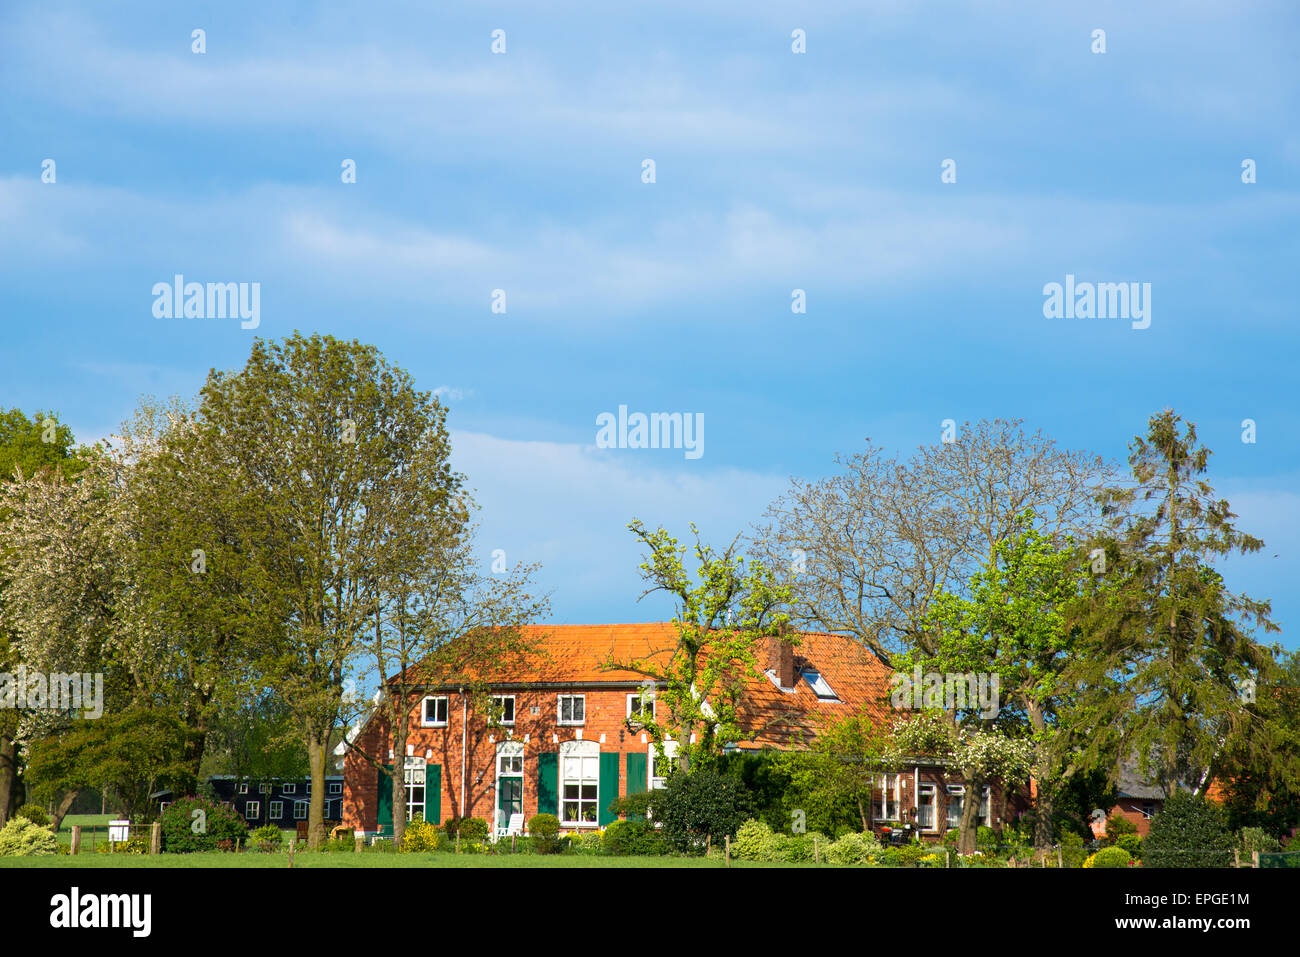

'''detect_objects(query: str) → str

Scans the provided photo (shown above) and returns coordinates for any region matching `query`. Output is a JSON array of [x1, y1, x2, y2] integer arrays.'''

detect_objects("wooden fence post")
[[814, 836, 819, 864], [288, 838, 295, 868], [1057, 847, 1063, 869], [1234, 849, 1240, 868], [724, 834, 730, 867], [355, 832, 364, 853], [150, 822, 162, 855], [945, 849, 950, 868], [1252, 850, 1260, 868]]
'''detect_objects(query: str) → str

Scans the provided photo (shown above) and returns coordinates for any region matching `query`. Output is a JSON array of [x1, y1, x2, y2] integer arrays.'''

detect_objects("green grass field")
[[0, 852, 815, 868]]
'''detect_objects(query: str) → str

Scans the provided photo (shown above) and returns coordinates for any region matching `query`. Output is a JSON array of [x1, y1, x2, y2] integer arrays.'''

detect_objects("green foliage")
[[609, 791, 653, 821], [16, 804, 49, 828], [1116, 833, 1143, 860], [97, 837, 150, 855], [824, 830, 883, 866], [443, 816, 489, 842], [1144, 791, 1234, 868], [159, 795, 249, 853], [611, 520, 792, 771], [602, 819, 667, 856], [648, 768, 753, 854], [0, 817, 59, 856], [1067, 411, 1289, 799], [1237, 826, 1281, 856], [1090, 846, 1133, 868], [528, 813, 560, 854], [250, 824, 284, 852], [731, 819, 772, 860], [1059, 830, 1088, 868], [399, 820, 440, 852], [25, 706, 198, 822]]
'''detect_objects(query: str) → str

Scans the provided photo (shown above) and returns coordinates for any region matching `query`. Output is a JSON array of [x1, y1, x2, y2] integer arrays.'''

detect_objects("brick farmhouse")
[[340, 623, 1024, 840]]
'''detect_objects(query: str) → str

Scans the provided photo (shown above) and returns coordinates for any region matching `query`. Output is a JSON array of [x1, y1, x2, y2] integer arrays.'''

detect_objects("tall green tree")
[[0, 409, 84, 824], [607, 521, 792, 775], [192, 333, 464, 847], [913, 511, 1096, 848], [1065, 409, 1290, 799]]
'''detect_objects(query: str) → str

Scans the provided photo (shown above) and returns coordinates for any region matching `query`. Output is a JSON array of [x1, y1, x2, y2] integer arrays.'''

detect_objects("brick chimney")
[[770, 625, 797, 690]]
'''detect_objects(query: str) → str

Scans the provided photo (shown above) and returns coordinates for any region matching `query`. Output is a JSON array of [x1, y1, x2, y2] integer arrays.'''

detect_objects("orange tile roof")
[[397, 622, 898, 750]]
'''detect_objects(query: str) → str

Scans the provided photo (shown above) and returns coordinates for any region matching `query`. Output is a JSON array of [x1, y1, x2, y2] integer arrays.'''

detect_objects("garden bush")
[[399, 820, 440, 852], [96, 837, 149, 855], [825, 830, 883, 866], [573, 831, 606, 855], [732, 819, 772, 860], [1238, 826, 1281, 856], [1116, 833, 1143, 861], [648, 769, 753, 855], [1059, 830, 1088, 868], [159, 795, 249, 853], [1144, 792, 1233, 868], [0, 817, 59, 856], [16, 804, 50, 828], [1086, 846, 1133, 868], [528, 813, 561, 854], [251, 825, 283, 852], [603, 819, 667, 856], [443, 816, 490, 842]]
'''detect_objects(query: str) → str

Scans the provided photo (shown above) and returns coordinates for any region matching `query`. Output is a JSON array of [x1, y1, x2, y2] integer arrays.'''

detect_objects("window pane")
[[563, 784, 579, 799], [581, 785, 597, 800]]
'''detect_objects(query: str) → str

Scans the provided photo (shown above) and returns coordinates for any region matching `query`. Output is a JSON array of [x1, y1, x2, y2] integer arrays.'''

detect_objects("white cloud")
[[449, 430, 786, 620]]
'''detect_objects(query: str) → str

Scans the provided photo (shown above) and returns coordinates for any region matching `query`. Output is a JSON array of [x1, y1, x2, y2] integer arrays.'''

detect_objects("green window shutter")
[[625, 752, 648, 821], [537, 753, 559, 817], [425, 764, 441, 824], [377, 765, 393, 829], [598, 752, 620, 826]]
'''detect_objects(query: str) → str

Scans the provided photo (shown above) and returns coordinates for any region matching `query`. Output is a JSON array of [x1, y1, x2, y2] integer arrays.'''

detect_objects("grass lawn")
[[0, 852, 821, 868]]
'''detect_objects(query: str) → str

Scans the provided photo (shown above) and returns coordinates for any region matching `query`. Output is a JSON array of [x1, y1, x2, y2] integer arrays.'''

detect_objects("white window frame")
[[404, 757, 426, 823], [559, 740, 600, 826], [799, 668, 839, 701], [282, 783, 295, 795], [491, 694, 516, 725], [294, 801, 308, 820], [495, 742, 525, 835], [259, 783, 271, 794], [237, 783, 248, 795], [244, 801, 260, 820], [946, 785, 965, 830], [917, 783, 938, 831], [979, 785, 992, 827], [649, 739, 677, 790], [269, 801, 283, 819], [558, 694, 585, 727], [626, 691, 656, 725], [877, 774, 901, 822], [328, 781, 343, 795], [422, 695, 449, 727]]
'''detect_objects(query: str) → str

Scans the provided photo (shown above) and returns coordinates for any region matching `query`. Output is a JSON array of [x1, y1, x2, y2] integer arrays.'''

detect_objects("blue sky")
[[1, 1, 1296, 646]]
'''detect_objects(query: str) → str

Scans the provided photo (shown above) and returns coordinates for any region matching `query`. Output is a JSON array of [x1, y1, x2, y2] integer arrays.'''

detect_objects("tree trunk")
[[0, 734, 16, 826], [50, 789, 80, 832], [392, 719, 408, 846], [957, 779, 981, 855], [306, 733, 328, 849], [1033, 789, 1055, 849]]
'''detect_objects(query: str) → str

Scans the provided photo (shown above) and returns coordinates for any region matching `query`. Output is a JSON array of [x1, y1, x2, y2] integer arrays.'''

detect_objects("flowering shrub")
[[399, 820, 441, 852]]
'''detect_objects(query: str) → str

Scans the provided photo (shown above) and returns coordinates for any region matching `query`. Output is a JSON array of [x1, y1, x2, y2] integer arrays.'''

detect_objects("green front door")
[[498, 777, 523, 830]]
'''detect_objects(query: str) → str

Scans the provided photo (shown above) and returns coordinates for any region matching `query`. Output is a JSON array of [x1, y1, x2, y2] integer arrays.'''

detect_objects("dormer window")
[[800, 668, 839, 701]]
